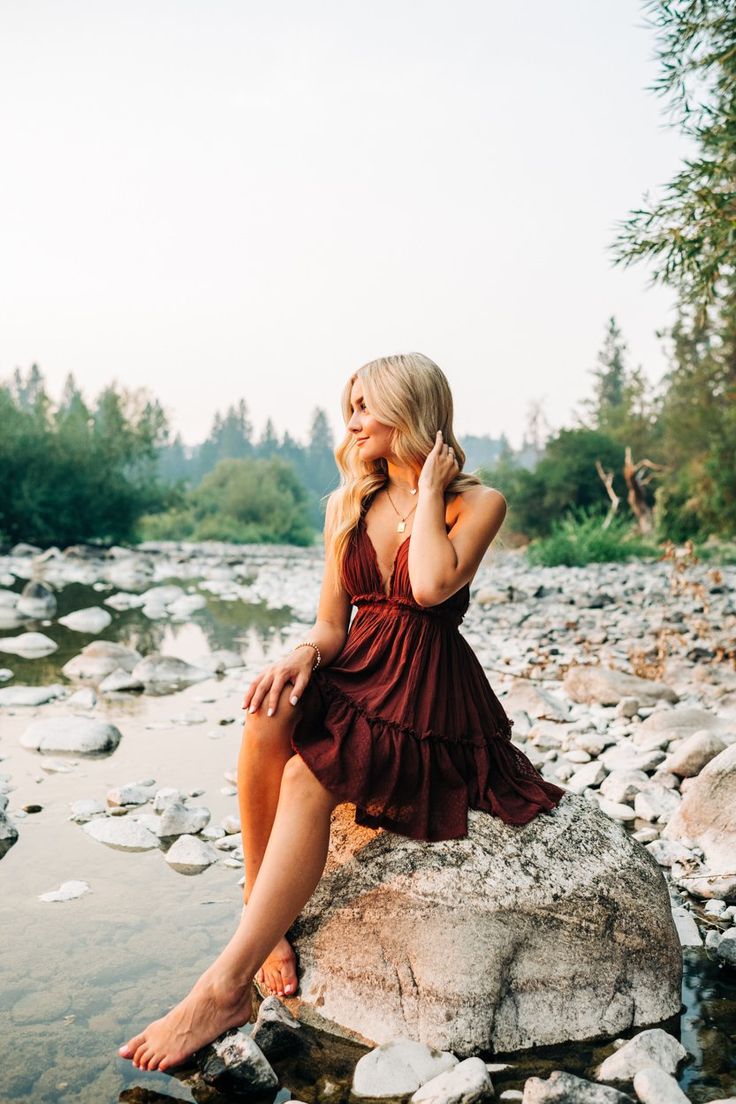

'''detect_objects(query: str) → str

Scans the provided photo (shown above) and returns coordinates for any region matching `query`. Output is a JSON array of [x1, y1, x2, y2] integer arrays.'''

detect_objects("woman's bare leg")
[[238, 701, 300, 996], [118, 753, 339, 1073]]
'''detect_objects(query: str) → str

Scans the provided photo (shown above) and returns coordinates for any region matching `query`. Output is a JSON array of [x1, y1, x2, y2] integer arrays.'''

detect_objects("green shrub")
[[526, 506, 659, 567]]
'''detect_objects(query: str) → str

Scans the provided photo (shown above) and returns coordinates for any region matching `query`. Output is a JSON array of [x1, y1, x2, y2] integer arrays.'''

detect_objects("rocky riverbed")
[[0, 538, 734, 1103]]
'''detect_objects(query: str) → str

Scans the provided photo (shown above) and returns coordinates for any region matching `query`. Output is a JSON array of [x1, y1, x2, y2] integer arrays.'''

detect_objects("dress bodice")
[[342, 502, 470, 628]]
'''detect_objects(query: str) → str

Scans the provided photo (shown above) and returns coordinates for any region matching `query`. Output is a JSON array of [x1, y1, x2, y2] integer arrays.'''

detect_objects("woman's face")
[[347, 379, 394, 460]]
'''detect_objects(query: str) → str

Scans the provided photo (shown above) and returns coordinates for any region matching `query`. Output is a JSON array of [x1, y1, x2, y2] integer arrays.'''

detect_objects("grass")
[[525, 507, 660, 567]]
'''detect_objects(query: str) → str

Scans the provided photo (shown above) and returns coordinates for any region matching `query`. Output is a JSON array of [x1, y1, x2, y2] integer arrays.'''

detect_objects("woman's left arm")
[[409, 432, 507, 607]]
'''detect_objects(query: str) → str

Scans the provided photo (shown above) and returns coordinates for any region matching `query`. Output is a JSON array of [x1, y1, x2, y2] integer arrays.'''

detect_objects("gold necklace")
[[385, 487, 418, 533]]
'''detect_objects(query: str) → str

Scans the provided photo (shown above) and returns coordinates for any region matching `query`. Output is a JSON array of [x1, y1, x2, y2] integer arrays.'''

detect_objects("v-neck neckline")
[[359, 513, 411, 598]]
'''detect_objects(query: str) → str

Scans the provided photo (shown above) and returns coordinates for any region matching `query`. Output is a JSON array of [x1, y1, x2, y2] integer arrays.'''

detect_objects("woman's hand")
[[243, 648, 316, 717], [418, 430, 460, 495]]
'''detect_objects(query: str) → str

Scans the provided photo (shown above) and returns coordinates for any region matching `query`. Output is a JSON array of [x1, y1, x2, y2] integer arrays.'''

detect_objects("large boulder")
[[563, 666, 678, 707], [286, 796, 681, 1056], [663, 743, 736, 900]]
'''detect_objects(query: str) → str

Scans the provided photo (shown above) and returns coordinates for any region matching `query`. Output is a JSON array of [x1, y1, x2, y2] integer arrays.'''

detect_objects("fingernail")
[[267, 707, 273, 717], [248, 705, 256, 713], [290, 694, 298, 705]]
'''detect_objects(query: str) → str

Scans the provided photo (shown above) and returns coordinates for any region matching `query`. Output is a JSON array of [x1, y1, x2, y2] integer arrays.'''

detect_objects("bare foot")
[[255, 935, 298, 998], [117, 970, 253, 1073]]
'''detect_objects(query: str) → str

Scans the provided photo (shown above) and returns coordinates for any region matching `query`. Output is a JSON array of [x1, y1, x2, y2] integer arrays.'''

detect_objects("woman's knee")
[[241, 707, 299, 755], [281, 753, 340, 808]]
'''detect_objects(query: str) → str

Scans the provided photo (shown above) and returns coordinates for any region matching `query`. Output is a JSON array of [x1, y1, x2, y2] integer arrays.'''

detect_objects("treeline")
[[483, 312, 735, 543], [484, 1, 736, 545], [148, 405, 340, 544], [0, 368, 335, 548], [0, 364, 514, 549], [0, 366, 173, 548]]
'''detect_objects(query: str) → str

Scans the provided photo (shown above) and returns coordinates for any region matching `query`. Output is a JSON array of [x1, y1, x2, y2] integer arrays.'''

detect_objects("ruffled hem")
[[291, 672, 567, 843]]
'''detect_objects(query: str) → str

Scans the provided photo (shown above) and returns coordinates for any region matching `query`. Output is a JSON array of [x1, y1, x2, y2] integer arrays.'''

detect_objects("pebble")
[[38, 880, 91, 903]]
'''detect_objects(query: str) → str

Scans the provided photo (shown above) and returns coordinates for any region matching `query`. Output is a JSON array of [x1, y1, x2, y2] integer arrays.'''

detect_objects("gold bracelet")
[[293, 641, 321, 670]]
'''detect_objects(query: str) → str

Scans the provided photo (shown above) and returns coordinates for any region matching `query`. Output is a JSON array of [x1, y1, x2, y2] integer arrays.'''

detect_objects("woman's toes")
[[119, 1033, 144, 1059], [263, 966, 280, 994], [282, 962, 298, 995], [133, 1041, 149, 1068]]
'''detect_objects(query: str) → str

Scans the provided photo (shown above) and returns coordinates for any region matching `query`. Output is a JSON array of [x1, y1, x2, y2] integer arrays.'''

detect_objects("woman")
[[118, 352, 566, 1072]]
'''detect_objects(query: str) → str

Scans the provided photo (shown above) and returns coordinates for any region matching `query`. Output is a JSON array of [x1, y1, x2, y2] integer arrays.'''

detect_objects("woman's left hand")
[[418, 430, 460, 495]]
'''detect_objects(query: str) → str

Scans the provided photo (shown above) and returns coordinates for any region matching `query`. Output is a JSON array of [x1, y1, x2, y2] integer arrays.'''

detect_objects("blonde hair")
[[325, 352, 483, 592]]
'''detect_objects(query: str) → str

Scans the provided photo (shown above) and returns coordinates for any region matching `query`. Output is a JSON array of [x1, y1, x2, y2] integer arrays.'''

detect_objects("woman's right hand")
[[242, 648, 316, 717]]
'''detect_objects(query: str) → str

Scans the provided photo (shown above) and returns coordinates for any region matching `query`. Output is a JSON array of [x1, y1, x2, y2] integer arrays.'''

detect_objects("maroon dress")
[[290, 497, 567, 842]]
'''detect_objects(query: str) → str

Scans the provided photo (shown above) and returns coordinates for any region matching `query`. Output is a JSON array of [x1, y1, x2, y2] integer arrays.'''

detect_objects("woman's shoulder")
[[446, 484, 506, 525]]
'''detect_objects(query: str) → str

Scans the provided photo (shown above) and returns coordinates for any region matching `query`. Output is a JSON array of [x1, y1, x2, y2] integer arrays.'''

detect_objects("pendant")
[[397, 520, 406, 533]]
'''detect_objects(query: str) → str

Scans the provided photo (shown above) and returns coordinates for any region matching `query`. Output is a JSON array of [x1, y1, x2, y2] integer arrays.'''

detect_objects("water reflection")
[[4, 578, 298, 688]]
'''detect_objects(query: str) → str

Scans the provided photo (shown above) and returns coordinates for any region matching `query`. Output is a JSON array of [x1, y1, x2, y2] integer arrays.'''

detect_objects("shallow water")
[[1, 568, 734, 1102]]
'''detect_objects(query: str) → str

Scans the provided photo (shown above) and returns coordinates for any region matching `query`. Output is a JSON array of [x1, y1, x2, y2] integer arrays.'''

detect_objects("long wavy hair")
[[325, 352, 484, 593]]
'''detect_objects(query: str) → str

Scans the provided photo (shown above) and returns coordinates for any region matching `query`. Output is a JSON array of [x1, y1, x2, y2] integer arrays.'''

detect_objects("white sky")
[[0, 0, 685, 450]]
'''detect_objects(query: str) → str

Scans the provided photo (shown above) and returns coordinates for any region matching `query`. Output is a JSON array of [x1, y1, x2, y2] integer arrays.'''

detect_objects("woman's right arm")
[[295, 494, 352, 666], [243, 496, 352, 714]]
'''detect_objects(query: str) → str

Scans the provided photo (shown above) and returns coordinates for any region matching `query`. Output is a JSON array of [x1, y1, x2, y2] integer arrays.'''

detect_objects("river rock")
[[670, 905, 702, 947], [661, 730, 728, 777], [61, 640, 142, 683], [20, 716, 122, 755], [521, 1070, 633, 1102], [130, 653, 213, 692], [200, 1028, 278, 1093], [716, 928, 736, 966], [69, 798, 106, 822], [17, 580, 57, 619], [565, 761, 607, 794], [563, 666, 678, 707], [353, 1039, 458, 1097], [98, 667, 144, 692], [499, 681, 569, 722], [632, 1067, 689, 1104], [250, 995, 305, 1060], [163, 833, 218, 872], [65, 686, 97, 708], [107, 561, 153, 591], [599, 743, 665, 774], [57, 606, 112, 633], [139, 584, 185, 608], [0, 684, 65, 707], [82, 816, 159, 851], [662, 743, 736, 895], [152, 787, 186, 812], [0, 810, 19, 859], [634, 707, 733, 746], [287, 797, 681, 1056], [599, 770, 649, 805], [411, 1056, 493, 1104], [594, 797, 636, 823], [157, 801, 210, 836], [0, 632, 58, 657], [38, 880, 91, 902], [595, 1028, 687, 1081], [107, 782, 156, 807], [633, 784, 680, 824]]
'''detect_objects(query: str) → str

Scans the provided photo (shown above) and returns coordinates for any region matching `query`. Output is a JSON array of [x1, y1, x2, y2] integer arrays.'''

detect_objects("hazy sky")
[[1, 1, 685, 450]]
